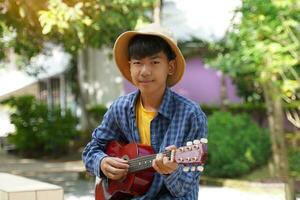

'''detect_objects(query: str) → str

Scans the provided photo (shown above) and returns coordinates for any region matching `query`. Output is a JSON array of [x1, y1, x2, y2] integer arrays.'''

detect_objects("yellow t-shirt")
[[136, 97, 157, 145]]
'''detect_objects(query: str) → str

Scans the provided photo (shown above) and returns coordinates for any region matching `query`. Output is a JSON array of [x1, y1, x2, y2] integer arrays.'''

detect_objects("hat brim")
[[113, 31, 186, 87]]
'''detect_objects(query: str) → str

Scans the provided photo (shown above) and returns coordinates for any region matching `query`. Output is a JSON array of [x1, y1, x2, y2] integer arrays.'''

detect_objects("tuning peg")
[[183, 166, 190, 172], [190, 166, 196, 171], [197, 166, 204, 172], [200, 138, 208, 144], [193, 139, 200, 145], [186, 141, 193, 146]]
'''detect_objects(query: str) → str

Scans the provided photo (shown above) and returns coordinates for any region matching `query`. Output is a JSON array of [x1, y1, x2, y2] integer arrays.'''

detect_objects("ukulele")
[[95, 139, 208, 200]]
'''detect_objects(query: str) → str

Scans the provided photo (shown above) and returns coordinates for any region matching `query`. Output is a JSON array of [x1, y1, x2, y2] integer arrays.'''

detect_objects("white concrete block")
[[0, 191, 9, 200], [0, 173, 64, 200], [8, 191, 36, 200], [37, 190, 64, 200]]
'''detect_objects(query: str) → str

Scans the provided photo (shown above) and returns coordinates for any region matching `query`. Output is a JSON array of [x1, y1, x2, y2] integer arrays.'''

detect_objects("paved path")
[[64, 185, 287, 200], [0, 151, 297, 200], [199, 185, 286, 200], [0, 151, 85, 174]]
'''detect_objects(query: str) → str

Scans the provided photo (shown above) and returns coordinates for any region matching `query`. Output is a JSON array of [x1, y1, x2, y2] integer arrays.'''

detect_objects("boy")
[[82, 23, 207, 199]]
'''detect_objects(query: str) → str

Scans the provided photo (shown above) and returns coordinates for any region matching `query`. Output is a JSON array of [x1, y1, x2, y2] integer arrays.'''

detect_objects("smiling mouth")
[[139, 80, 153, 83]]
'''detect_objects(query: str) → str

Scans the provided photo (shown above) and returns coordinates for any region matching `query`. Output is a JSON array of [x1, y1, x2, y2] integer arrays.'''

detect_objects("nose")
[[140, 64, 151, 76]]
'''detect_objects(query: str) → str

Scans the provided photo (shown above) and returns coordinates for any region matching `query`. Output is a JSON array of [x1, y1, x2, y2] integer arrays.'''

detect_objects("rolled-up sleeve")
[[82, 104, 122, 178], [163, 111, 207, 197]]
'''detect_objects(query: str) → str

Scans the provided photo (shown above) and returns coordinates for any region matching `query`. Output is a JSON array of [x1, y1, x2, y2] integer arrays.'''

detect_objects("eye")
[[131, 61, 141, 66], [153, 61, 160, 64]]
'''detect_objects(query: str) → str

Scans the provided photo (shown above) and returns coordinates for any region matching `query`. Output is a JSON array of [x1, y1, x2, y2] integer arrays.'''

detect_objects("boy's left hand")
[[152, 145, 178, 175]]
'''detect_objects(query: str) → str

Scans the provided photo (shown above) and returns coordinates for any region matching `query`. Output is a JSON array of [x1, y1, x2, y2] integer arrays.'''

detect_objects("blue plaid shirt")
[[82, 87, 207, 200]]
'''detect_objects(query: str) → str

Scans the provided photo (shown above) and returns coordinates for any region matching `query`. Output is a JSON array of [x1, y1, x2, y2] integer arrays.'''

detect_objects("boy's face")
[[129, 51, 175, 94]]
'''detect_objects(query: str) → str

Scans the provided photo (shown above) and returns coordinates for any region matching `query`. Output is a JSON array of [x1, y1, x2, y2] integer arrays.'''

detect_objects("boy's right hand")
[[100, 157, 129, 180]]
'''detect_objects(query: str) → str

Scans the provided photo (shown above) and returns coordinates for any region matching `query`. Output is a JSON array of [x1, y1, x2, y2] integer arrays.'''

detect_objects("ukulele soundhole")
[[122, 155, 129, 161]]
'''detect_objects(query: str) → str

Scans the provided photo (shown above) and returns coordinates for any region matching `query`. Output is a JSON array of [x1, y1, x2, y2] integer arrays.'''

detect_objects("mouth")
[[139, 80, 153, 84]]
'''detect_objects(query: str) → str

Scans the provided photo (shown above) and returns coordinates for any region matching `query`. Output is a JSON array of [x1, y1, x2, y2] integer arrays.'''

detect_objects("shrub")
[[204, 111, 271, 178], [201, 101, 300, 118], [2, 96, 79, 157], [87, 104, 107, 126], [288, 149, 300, 178]]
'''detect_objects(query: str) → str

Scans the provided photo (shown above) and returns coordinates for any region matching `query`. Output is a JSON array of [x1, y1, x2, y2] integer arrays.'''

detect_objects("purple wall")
[[123, 57, 242, 105]]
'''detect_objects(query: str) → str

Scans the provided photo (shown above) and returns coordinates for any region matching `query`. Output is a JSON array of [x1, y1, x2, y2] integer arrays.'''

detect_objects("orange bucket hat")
[[113, 23, 186, 87]]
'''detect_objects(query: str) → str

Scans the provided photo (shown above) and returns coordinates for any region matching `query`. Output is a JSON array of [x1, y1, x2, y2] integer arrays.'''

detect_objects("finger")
[[162, 156, 178, 171], [152, 153, 164, 173], [102, 157, 127, 166], [114, 157, 129, 163], [153, 156, 170, 174], [162, 156, 172, 165], [165, 145, 176, 151], [152, 159, 166, 174], [101, 158, 128, 177], [105, 165, 128, 179], [108, 158, 129, 169], [165, 146, 177, 162], [106, 171, 127, 180], [106, 165, 128, 175]]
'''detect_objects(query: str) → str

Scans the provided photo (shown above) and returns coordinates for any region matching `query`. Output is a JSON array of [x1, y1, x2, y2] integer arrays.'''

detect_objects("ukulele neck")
[[128, 151, 171, 173]]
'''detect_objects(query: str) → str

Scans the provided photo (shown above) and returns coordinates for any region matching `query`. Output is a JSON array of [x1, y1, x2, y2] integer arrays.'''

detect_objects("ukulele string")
[[128, 151, 172, 170]]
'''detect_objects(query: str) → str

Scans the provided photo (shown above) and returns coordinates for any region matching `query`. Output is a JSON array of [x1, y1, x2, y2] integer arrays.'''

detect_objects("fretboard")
[[128, 151, 171, 173]]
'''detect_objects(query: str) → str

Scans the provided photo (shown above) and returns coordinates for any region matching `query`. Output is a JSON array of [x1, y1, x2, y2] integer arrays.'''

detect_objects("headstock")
[[174, 138, 208, 172]]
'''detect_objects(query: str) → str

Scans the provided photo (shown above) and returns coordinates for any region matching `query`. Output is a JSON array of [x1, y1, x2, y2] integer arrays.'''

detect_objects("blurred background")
[[0, 0, 299, 200]]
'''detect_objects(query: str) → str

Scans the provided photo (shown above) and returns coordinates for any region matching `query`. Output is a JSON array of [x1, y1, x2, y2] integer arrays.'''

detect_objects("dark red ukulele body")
[[95, 139, 208, 200], [95, 141, 155, 200]]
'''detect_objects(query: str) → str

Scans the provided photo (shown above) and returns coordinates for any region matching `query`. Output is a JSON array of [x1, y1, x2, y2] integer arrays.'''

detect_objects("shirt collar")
[[130, 88, 173, 120], [130, 90, 140, 113], [157, 87, 173, 120]]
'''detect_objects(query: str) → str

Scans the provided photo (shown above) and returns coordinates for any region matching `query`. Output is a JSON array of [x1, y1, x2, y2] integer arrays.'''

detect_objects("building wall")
[[78, 48, 124, 107], [0, 83, 39, 102]]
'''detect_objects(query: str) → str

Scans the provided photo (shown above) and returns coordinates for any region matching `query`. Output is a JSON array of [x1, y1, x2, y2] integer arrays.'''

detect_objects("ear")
[[128, 61, 132, 72], [168, 60, 175, 75]]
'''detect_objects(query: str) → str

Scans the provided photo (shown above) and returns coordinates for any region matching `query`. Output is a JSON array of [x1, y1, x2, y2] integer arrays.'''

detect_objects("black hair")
[[128, 35, 176, 61]]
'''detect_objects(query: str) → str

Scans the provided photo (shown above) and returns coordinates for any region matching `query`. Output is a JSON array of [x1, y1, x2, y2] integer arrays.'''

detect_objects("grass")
[[239, 164, 300, 196], [239, 165, 274, 182]]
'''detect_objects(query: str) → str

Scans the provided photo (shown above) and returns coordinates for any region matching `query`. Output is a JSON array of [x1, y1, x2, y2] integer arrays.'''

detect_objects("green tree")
[[207, 0, 300, 199], [0, 0, 155, 130], [0, 0, 154, 56]]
